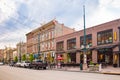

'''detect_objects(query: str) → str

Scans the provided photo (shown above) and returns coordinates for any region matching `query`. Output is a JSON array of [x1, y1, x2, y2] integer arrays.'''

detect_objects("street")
[[0, 65, 120, 80]]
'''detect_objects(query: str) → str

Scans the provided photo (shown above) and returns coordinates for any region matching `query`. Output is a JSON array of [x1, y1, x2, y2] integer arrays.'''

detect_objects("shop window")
[[56, 41, 64, 51], [67, 38, 76, 50], [80, 34, 92, 48], [97, 29, 113, 45]]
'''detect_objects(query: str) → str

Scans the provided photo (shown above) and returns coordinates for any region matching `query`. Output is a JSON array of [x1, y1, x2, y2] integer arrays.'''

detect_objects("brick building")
[[16, 42, 27, 62], [3, 47, 16, 63], [0, 49, 4, 62], [26, 19, 75, 63], [56, 19, 120, 67]]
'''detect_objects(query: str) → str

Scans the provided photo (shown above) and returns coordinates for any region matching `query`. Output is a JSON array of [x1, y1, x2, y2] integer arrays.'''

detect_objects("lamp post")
[[19, 42, 22, 62], [82, 5, 87, 70], [38, 33, 40, 60]]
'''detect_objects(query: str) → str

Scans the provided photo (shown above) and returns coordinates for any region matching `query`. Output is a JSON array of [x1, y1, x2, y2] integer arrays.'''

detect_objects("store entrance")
[[98, 48, 113, 65], [80, 51, 92, 64]]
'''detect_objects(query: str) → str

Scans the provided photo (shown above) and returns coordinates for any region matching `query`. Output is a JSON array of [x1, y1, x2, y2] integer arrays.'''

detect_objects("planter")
[[89, 65, 94, 71], [89, 64, 101, 71], [113, 64, 117, 67]]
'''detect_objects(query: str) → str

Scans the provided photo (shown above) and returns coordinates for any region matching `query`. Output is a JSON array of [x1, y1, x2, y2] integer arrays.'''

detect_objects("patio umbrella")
[[56, 55, 64, 60]]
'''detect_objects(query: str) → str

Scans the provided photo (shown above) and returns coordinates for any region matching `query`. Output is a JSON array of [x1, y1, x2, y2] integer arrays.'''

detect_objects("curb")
[[52, 69, 120, 75], [52, 69, 100, 74], [101, 72, 120, 75]]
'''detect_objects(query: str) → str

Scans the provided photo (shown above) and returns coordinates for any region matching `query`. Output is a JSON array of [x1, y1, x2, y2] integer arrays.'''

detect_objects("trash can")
[[80, 63, 83, 70]]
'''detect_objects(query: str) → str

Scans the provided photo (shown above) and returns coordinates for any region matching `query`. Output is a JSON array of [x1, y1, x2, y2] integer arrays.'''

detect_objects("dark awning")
[[66, 49, 77, 53], [113, 51, 120, 54], [78, 47, 95, 52], [56, 51, 65, 54], [95, 45, 117, 50]]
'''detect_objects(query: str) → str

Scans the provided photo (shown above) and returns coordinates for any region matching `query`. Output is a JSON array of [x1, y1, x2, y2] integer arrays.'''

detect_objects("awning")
[[113, 51, 120, 54], [56, 51, 65, 54], [66, 49, 77, 53], [78, 47, 95, 52], [95, 45, 117, 50]]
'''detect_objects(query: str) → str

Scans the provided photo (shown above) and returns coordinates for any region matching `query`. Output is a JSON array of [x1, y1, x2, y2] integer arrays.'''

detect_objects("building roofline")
[[56, 18, 120, 39], [26, 19, 57, 35]]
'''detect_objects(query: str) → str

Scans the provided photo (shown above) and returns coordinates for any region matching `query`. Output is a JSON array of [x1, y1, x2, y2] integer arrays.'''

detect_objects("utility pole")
[[83, 5, 87, 70]]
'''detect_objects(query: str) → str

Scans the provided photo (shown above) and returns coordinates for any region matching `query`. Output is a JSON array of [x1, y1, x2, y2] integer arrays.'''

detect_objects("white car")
[[15, 62, 21, 67], [0, 62, 4, 65], [20, 61, 30, 68]]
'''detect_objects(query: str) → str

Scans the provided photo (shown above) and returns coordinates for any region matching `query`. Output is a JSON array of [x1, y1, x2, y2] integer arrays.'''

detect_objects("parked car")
[[9, 61, 16, 66], [29, 60, 47, 70], [0, 62, 4, 65], [14, 62, 21, 67], [20, 61, 30, 68]]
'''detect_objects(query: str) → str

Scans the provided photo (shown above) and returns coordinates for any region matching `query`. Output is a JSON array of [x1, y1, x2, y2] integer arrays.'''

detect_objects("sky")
[[0, 0, 120, 49]]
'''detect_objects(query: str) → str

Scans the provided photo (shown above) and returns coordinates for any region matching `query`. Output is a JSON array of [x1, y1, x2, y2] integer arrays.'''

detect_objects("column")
[[113, 46, 119, 67], [92, 50, 97, 63], [63, 53, 67, 63], [76, 52, 80, 63]]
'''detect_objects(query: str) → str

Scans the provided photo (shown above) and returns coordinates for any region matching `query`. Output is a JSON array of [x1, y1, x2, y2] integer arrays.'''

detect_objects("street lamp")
[[38, 33, 41, 60], [82, 5, 87, 70], [18, 42, 22, 62]]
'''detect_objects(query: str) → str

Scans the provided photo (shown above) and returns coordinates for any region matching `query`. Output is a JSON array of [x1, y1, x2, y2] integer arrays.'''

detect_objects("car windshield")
[[25, 61, 30, 63], [33, 60, 42, 63]]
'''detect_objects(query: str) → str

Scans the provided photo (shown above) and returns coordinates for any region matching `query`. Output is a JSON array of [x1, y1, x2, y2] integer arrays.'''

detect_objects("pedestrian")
[[80, 61, 83, 70]]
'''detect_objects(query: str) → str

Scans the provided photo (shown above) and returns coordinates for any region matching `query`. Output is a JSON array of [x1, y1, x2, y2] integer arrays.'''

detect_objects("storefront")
[[97, 48, 113, 65], [80, 50, 92, 64]]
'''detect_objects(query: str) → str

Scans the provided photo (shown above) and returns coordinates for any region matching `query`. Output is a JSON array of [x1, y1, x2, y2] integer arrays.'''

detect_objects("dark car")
[[29, 60, 47, 70], [9, 61, 16, 66]]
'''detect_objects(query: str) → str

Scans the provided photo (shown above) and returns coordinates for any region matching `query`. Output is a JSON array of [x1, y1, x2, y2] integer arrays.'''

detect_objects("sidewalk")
[[101, 66, 120, 75], [52, 66, 120, 75]]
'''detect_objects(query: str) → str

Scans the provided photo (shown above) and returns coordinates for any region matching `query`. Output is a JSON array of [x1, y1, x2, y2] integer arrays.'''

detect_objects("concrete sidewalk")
[[52, 66, 120, 75], [101, 66, 120, 75]]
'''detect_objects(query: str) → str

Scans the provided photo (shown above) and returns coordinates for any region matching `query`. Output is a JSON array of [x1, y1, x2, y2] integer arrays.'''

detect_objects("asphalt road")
[[0, 65, 120, 80]]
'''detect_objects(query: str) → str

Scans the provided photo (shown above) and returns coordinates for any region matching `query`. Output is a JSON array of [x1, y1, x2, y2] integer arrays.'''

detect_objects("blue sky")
[[0, 0, 120, 49]]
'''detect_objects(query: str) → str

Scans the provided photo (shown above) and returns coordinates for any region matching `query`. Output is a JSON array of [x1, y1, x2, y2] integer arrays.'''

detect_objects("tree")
[[29, 54, 34, 62], [22, 54, 26, 61], [14, 56, 18, 62]]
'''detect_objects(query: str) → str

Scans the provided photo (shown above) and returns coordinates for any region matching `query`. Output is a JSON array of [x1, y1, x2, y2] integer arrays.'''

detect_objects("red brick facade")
[[26, 19, 75, 63], [56, 19, 120, 67]]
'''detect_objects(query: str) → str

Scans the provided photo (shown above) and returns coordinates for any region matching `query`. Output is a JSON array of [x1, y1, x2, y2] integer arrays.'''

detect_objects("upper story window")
[[52, 30, 54, 38], [97, 29, 113, 45], [119, 27, 120, 41], [80, 34, 92, 48], [67, 38, 76, 50], [56, 41, 64, 51]]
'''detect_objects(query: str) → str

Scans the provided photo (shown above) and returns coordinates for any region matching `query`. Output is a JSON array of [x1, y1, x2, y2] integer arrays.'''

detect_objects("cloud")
[[71, 0, 120, 30], [1, 0, 120, 49], [0, 0, 19, 24]]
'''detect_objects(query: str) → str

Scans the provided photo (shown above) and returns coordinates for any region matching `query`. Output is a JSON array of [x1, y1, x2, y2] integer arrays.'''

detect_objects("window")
[[80, 34, 92, 48], [52, 30, 54, 38], [67, 38, 76, 50], [56, 41, 64, 51], [97, 29, 113, 45], [52, 40, 54, 48], [119, 28, 120, 41], [48, 41, 50, 49]]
